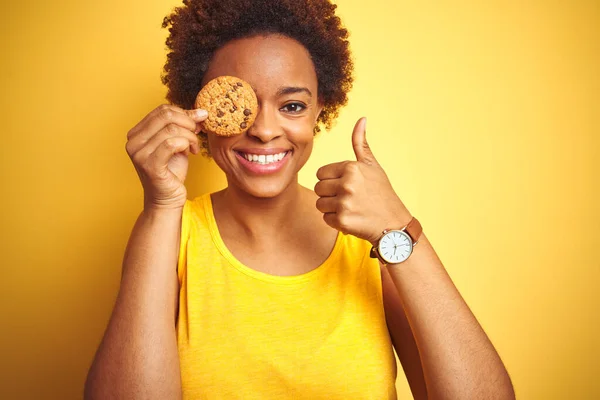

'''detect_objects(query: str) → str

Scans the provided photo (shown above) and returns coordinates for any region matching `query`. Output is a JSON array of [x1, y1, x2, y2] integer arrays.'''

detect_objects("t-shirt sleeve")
[[177, 199, 192, 286]]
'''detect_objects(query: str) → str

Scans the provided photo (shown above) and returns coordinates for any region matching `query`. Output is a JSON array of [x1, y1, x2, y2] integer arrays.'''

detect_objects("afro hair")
[[161, 0, 354, 151]]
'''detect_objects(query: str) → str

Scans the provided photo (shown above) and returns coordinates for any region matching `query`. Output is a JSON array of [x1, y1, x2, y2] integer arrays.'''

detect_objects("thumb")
[[187, 108, 209, 120], [186, 108, 208, 134], [352, 117, 377, 164]]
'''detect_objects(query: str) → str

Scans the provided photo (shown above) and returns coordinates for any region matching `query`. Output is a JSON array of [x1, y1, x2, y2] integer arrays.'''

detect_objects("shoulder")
[[185, 192, 216, 217], [338, 233, 373, 263], [182, 192, 216, 234]]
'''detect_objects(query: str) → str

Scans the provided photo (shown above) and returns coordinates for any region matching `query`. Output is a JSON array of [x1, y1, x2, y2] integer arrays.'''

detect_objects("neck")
[[215, 180, 306, 239]]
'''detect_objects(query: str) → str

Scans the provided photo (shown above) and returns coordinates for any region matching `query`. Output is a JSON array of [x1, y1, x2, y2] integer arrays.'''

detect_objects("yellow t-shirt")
[[177, 193, 397, 399]]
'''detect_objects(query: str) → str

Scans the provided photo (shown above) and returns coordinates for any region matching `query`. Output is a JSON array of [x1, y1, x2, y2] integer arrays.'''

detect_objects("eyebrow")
[[276, 86, 313, 97]]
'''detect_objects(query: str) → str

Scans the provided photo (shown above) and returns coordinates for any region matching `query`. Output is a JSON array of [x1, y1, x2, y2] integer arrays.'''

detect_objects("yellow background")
[[1, 0, 598, 398]]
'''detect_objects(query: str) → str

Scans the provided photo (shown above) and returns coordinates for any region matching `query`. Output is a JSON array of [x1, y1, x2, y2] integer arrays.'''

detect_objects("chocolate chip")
[[217, 110, 225, 117], [230, 105, 238, 113], [236, 82, 243, 87], [244, 117, 249, 121], [244, 109, 252, 116], [240, 122, 247, 129]]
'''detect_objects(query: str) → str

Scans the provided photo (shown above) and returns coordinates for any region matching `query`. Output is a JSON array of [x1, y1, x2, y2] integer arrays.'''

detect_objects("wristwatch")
[[370, 217, 423, 264]]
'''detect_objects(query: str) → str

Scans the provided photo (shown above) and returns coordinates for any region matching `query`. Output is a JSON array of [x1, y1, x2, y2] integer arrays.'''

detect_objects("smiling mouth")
[[236, 151, 290, 165]]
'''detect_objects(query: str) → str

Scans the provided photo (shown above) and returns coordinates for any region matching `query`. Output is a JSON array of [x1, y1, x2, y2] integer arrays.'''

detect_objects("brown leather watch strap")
[[405, 217, 423, 245]]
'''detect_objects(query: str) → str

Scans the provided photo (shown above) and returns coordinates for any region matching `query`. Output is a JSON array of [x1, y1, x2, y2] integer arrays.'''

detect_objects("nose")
[[247, 104, 281, 143]]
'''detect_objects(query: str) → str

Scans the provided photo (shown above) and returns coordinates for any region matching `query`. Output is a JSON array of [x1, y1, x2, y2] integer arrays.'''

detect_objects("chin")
[[239, 177, 295, 199]]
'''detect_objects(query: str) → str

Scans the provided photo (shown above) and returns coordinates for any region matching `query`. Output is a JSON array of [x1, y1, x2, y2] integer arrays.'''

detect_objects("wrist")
[[143, 191, 187, 212], [370, 213, 422, 265], [143, 204, 184, 220], [371, 212, 413, 247], [143, 196, 186, 213]]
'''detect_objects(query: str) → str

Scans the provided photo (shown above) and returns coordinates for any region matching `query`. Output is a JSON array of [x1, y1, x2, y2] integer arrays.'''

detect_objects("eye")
[[280, 102, 306, 114]]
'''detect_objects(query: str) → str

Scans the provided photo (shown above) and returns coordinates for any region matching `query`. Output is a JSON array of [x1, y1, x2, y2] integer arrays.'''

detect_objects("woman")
[[85, 0, 515, 399]]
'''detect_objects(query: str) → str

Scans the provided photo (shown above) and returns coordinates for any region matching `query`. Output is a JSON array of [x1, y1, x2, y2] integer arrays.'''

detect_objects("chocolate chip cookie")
[[194, 76, 258, 137]]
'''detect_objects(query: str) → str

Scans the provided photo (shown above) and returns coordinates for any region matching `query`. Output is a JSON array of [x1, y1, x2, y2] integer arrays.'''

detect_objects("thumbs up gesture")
[[315, 118, 412, 245]]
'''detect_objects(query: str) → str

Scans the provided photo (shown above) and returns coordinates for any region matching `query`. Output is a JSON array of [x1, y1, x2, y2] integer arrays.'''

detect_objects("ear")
[[314, 100, 324, 125], [312, 101, 324, 136]]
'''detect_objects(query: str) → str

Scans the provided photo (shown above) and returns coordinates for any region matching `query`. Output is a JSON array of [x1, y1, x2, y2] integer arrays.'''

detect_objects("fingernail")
[[195, 109, 208, 118]]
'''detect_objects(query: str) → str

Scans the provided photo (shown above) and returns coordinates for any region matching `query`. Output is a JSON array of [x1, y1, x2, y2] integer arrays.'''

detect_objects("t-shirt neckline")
[[201, 193, 343, 284]]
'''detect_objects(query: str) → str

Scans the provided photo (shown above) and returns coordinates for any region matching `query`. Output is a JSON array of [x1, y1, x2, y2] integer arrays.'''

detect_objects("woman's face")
[[202, 34, 322, 198]]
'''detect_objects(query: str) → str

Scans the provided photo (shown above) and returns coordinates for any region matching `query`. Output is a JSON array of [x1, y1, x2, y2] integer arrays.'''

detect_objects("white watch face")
[[378, 230, 413, 263]]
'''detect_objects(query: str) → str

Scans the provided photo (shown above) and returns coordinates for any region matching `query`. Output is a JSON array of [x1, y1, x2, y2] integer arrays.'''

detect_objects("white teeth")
[[241, 151, 287, 164]]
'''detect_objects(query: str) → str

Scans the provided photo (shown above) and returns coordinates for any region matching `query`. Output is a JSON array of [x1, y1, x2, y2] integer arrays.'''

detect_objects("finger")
[[128, 105, 208, 142], [322, 212, 337, 229], [314, 179, 340, 197], [351, 117, 377, 165], [316, 161, 350, 180], [128, 105, 187, 139], [316, 196, 338, 214], [138, 105, 207, 137], [150, 136, 193, 178], [130, 123, 200, 158]]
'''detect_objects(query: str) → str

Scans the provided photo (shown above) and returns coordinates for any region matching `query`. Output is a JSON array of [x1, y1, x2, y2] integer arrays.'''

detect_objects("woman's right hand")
[[125, 104, 208, 211]]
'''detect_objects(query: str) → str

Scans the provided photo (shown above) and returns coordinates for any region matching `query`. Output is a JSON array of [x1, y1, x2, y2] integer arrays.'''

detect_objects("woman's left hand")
[[315, 118, 412, 245]]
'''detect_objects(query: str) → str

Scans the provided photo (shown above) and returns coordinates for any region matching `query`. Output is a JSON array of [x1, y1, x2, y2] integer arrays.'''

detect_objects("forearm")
[[85, 208, 183, 400], [385, 233, 515, 400]]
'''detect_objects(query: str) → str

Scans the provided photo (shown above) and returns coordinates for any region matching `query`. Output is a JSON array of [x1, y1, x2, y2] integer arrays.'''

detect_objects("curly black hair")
[[161, 0, 354, 151]]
